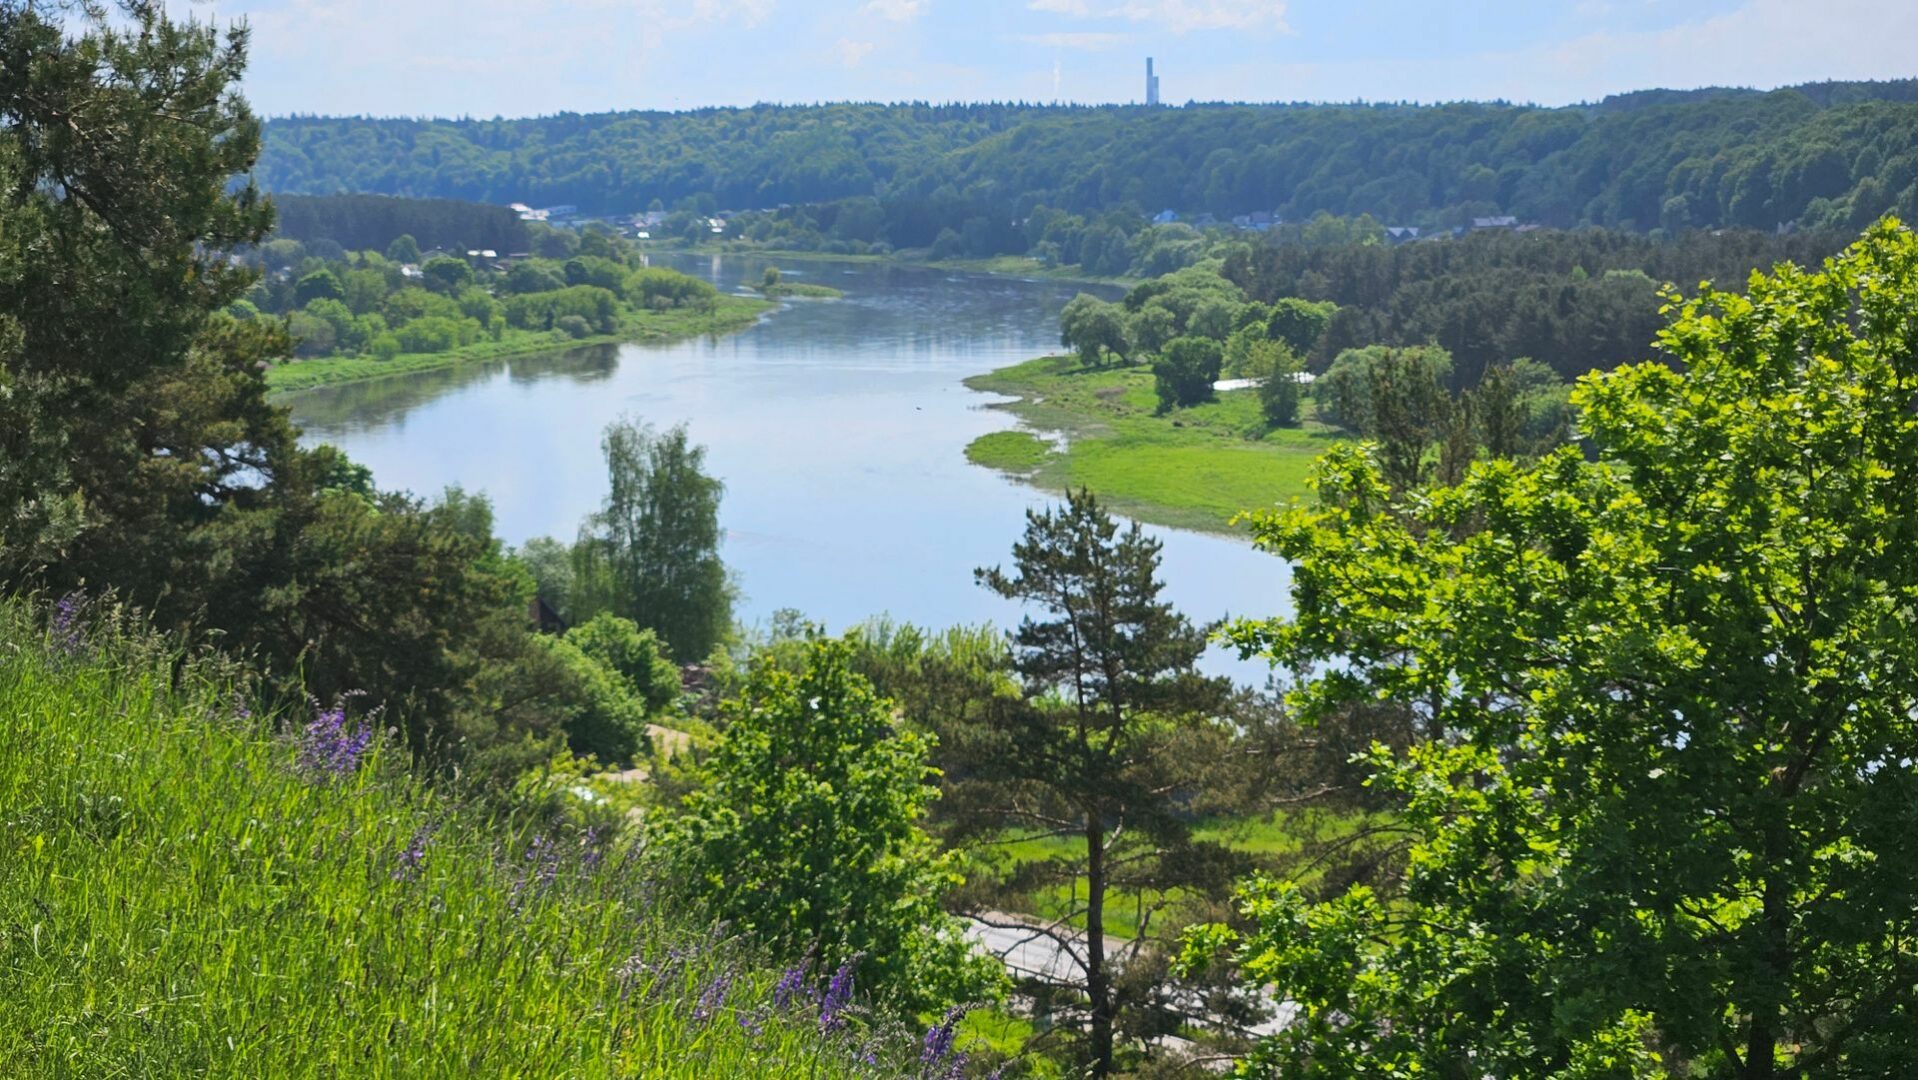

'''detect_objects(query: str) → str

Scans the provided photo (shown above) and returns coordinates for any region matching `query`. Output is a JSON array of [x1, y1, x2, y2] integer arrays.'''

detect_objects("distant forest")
[[257, 80, 1918, 233]]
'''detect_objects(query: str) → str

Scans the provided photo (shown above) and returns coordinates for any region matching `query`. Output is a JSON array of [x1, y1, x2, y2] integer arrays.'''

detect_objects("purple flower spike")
[[693, 968, 734, 1023], [772, 963, 811, 1010], [50, 592, 84, 654], [298, 697, 374, 778], [818, 957, 858, 1033]]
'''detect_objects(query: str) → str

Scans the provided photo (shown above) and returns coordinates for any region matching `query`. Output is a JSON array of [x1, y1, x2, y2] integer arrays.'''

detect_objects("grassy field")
[[965, 355, 1346, 534], [0, 599, 919, 1077], [265, 295, 773, 395]]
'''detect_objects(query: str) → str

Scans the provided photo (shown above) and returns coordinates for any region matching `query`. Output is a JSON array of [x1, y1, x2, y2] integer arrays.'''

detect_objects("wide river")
[[286, 254, 1292, 680]]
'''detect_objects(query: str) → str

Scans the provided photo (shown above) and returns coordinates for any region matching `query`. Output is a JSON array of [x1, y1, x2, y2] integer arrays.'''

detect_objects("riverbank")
[[265, 294, 773, 395], [964, 355, 1342, 535]]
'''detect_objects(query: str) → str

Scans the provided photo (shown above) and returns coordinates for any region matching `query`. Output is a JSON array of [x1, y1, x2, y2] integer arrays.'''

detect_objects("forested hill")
[[257, 79, 1918, 232]]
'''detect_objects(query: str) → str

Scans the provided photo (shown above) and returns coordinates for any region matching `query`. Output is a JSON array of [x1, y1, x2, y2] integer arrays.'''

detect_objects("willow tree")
[[1193, 221, 1918, 1078]]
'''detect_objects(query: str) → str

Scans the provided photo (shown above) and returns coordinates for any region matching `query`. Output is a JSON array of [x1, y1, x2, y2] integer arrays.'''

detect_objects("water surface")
[[287, 254, 1292, 679]]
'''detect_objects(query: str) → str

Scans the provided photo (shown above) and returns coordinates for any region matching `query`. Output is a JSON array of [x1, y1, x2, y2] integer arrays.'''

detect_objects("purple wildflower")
[[297, 696, 375, 778], [818, 957, 858, 1034], [772, 962, 811, 1010], [920, 1007, 963, 1070], [50, 592, 83, 654], [736, 1007, 765, 1036], [392, 824, 432, 882], [692, 968, 734, 1023]]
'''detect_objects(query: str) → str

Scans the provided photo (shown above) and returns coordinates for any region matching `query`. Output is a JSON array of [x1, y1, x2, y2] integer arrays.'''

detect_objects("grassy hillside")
[[0, 599, 901, 1077]]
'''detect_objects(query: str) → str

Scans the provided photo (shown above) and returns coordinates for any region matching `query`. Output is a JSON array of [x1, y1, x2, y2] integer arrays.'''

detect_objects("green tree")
[[293, 267, 344, 306], [1259, 343, 1305, 427], [1152, 335, 1222, 411], [385, 233, 421, 263], [420, 255, 473, 294], [662, 637, 998, 1011], [1202, 221, 1918, 1079], [1059, 293, 1129, 368], [1264, 297, 1337, 356], [572, 420, 733, 661], [974, 489, 1232, 1077]]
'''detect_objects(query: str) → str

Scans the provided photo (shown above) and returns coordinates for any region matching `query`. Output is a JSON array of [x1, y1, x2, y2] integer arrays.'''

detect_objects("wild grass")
[[265, 295, 773, 395], [964, 431, 1052, 473], [963, 356, 1346, 535], [0, 598, 918, 1078]]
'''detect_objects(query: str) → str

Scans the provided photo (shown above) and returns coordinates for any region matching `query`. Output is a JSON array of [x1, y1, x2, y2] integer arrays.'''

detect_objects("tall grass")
[[0, 599, 915, 1077]]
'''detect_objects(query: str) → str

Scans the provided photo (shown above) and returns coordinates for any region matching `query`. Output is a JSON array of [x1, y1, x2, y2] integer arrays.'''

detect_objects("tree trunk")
[[1742, 868, 1788, 1080], [1086, 817, 1113, 1077]]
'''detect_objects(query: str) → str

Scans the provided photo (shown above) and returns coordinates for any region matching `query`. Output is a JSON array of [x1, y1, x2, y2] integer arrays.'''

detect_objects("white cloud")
[[863, 0, 929, 20], [1019, 31, 1130, 50], [1177, 0, 1918, 106], [837, 37, 878, 67], [1027, 0, 1288, 34]]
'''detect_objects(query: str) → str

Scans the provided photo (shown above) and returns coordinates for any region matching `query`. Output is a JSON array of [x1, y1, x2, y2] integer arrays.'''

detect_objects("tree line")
[[258, 83, 1918, 240]]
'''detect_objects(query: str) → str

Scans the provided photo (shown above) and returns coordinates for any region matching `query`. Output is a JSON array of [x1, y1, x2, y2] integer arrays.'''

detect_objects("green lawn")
[[965, 355, 1347, 534], [266, 295, 772, 395]]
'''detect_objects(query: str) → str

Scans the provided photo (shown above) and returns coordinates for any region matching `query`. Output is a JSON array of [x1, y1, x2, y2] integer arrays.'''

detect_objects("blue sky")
[[175, 0, 1917, 118]]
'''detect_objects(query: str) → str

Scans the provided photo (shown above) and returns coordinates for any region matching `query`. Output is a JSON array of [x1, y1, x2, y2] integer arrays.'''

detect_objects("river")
[[285, 253, 1292, 681]]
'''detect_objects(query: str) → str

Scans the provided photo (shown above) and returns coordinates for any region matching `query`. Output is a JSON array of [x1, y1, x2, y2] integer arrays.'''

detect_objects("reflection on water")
[[288, 253, 1292, 681]]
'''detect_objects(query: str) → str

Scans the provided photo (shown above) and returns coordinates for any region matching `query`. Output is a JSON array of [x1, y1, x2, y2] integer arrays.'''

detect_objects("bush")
[[555, 314, 593, 339], [395, 315, 462, 353], [1152, 336, 1223, 411]]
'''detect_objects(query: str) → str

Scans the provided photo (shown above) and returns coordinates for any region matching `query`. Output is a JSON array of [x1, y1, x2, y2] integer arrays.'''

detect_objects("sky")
[[169, 0, 1918, 119]]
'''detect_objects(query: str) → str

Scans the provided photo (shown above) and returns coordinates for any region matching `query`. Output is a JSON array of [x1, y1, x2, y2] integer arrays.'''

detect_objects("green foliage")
[[502, 285, 619, 333], [625, 267, 719, 310], [1208, 221, 1918, 1078], [1059, 293, 1129, 367], [1152, 336, 1223, 411], [572, 420, 734, 662], [0, 602, 895, 1076], [1314, 343, 1453, 435], [385, 232, 422, 263], [567, 612, 682, 715], [420, 254, 474, 294], [294, 267, 345, 305], [1263, 297, 1337, 356], [273, 194, 524, 255], [660, 637, 999, 1012], [1259, 346, 1305, 427]]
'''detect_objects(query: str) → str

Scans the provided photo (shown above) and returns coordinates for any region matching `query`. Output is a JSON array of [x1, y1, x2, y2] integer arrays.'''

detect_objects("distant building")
[[1472, 215, 1520, 231], [1385, 226, 1422, 243], [1152, 209, 1179, 225], [1146, 57, 1160, 106]]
